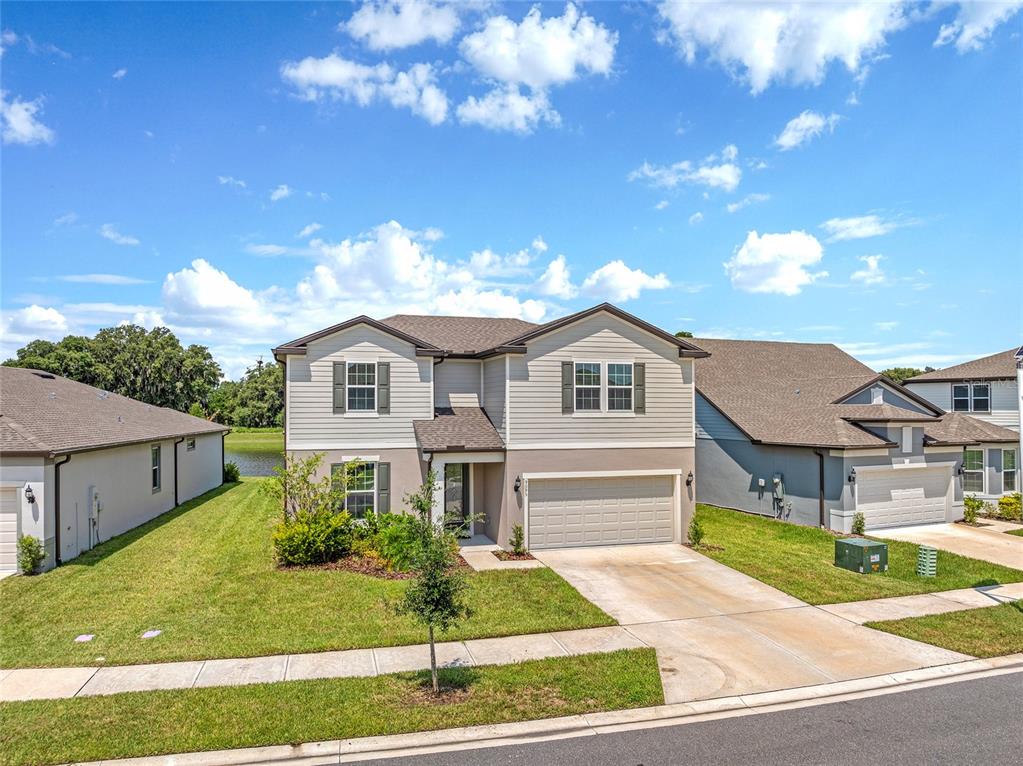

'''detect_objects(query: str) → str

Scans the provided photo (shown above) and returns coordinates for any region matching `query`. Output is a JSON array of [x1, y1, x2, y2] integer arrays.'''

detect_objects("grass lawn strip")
[[695, 504, 1023, 605], [0, 649, 662, 766], [0, 480, 613, 668], [866, 601, 1023, 658], [1006, 528, 1023, 537], [223, 429, 283, 455]]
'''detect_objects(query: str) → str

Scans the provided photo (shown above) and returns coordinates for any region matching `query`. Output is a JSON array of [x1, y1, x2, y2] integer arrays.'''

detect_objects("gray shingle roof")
[[0, 367, 229, 456], [413, 408, 505, 452], [379, 315, 539, 355], [693, 338, 1017, 449], [906, 349, 1019, 382]]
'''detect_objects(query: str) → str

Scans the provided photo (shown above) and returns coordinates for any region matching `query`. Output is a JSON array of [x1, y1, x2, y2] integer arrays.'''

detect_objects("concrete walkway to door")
[[880, 521, 1023, 570], [534, 544, 972, 704]]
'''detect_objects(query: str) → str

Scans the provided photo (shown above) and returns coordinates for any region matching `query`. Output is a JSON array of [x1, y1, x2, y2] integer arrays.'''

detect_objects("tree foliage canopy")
[[880, 366, 935, 385], [4, 325, 221, 412], [208, 359, 283, 428]]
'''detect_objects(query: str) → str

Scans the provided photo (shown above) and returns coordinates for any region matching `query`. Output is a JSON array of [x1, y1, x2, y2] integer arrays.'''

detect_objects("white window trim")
[[962, 448, 985, 494], [346, 361, 378, 415], [953, 382, 991, 413], [151, 444, 162, 493], [573, 360, 603, 414], [186, 437, 196, 452], [1003, 448, 1018, 494], [572, 359, 637, 417], [607, 360, 635, 413], [951, 383, 970, 412], [343, 462, 377, 518], [901, 426, 913, 454], [969, 381, 991, 413]]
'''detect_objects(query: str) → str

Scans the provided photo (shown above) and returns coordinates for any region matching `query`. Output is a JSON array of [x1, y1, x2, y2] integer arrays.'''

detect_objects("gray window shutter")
[[562, 361, 574, 414], [634, 363, 646, 414], [377, 362, 390, 415], [333, 362, 345, 413], [377, 462, 390, 513]]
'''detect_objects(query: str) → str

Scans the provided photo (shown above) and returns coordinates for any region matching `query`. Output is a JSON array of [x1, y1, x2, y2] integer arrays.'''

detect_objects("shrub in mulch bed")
[[493, 550, 535, 561], [283, 554, 472, 580]]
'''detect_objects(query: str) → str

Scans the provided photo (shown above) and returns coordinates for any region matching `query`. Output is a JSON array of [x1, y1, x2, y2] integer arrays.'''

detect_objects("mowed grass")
[[1006, 528, 1023, 537], [223, 428, 283, 455], [694, 504, 1023, 605], [0, 480, 613, 668], [868, 602, 1023, 658], [0, 649, 663, 766]]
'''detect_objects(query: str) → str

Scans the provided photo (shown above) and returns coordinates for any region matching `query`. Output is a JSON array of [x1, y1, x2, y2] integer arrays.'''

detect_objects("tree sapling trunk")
[[428, 624, 438, 693]]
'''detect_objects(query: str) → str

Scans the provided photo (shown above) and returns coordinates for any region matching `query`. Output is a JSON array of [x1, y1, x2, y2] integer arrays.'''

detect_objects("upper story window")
[[952, 382, 990, 412], [347, 362, 376, 411], [607, 363, 634, 412], [575, 362, 601, 411], [186, 437, 196, 451], [962, 448, 984, 493]]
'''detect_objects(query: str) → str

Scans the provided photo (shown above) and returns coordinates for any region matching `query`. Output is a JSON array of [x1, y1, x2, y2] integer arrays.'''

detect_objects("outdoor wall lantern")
[[847, 468, 857, 484], [685, 471, 694, 487], [957, 464, 965, 476], [24, 484, 36, 504], [513, 476, 521, 493]]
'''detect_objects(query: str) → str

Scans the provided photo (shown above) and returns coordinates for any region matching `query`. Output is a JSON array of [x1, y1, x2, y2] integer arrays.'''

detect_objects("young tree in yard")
[[261, 452, 359, 520], [394, 473, 473, 694]]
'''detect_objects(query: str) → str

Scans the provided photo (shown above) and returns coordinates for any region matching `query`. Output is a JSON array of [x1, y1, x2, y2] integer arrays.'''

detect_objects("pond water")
[[224, 449, 284, 477]]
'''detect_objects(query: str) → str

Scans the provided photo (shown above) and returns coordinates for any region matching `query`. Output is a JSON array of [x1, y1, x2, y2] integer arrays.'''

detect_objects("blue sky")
[[2, 1, 1021, 378]]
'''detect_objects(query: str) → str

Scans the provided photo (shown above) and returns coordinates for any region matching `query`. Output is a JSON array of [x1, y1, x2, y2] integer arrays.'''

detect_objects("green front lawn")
[[0, 480, 612, 668], [867, 602, 1023, 658], [695, 504, 1023, 605], [223, 428, 283, 455], [1006, 528, 1023, 537], [0, 649, 663, 766]]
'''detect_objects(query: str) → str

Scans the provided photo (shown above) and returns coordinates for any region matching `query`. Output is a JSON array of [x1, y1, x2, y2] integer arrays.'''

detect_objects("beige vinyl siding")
[[507, 313, 694, 447], [906, 379, 1019, 430], [434, 359, 482, 408], [286, 325, 432, 449], [483, 357, 507, 441]]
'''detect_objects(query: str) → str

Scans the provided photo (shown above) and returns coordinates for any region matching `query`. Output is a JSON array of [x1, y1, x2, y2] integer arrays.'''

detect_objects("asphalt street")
[[364, 671, 1023, 765]]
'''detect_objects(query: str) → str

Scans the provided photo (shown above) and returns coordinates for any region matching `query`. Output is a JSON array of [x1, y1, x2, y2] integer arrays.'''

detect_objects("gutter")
[[173, 437, 184, 506], [53, 454, 71, 565]]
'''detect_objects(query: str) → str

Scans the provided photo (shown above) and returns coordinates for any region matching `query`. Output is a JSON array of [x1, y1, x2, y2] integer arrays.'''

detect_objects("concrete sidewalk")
[[819, 582, 1023, 623], [881, 521, 1023, 570], [0, 625, 644, 702]]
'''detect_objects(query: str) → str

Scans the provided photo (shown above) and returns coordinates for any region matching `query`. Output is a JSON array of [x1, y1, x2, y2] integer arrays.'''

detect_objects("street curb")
[[73, 653, 1023, 766]]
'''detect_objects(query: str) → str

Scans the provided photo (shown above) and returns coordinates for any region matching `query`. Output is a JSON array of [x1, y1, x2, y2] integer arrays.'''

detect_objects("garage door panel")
[[529, 475, 675, 549], [1, 488, 20, 575], [856, 467, 949, 530]]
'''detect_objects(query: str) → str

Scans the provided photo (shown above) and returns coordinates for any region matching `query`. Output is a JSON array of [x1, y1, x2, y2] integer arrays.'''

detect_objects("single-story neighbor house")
[[0, 367, 229, 575], [693, 338, 1019, 533], [904, 348, 1020, 433]]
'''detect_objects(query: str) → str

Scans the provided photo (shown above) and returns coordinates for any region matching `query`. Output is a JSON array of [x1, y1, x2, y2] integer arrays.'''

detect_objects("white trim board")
[[509, 441, 694, 451], [523, 468, 683, 480]]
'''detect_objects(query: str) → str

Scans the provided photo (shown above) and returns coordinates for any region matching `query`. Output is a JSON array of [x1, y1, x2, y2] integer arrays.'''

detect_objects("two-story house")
[[272, 303, 708, 550], [693, 338, 1019, 532], [903, 349, 1021, 501]]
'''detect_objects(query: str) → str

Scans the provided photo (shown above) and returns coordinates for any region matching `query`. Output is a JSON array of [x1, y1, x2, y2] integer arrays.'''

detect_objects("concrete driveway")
[[880, 522, 1023, 570], [535, 544, 968, 704]]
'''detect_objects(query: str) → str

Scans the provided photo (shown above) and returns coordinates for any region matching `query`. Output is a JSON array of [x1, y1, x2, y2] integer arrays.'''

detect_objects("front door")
[[444, 463, 471, 534]]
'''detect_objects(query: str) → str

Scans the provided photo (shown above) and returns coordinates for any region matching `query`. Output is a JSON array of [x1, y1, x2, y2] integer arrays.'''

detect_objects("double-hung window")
[[607, 363, 634, 412], [952, 382, 990, 412], [347, 362, 376, 412], [151, 445, 162, 492], [186, 437, 196, 452], [1004, 449, 1018, 493], [575, 362, 601, 411], [340, 463, 376, 518], [962, 449, 984, 493]]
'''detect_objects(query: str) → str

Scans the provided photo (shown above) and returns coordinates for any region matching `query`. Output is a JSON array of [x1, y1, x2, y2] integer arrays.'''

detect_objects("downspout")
[[173, 437, 184, 506], [53, 454, 71, 566], [813, 449, 826, 528]]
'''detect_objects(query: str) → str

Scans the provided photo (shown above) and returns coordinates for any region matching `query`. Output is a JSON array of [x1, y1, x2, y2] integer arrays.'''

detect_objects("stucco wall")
[[289, 447, 427, 514], [0, 456, 52, 568], [176, 433, 224, 503]]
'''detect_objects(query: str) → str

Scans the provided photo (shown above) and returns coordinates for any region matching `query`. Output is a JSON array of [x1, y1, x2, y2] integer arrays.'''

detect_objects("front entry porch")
[[429, 451, 504, 534]]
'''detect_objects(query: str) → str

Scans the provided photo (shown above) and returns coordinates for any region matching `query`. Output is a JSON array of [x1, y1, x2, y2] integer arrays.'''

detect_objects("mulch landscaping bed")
[[493, 551, 535, 561], [286, 554, 473, 580]]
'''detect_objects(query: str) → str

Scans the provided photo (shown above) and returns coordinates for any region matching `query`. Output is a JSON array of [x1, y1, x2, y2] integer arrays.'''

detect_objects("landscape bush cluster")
[[964, 493, 1022, 523]]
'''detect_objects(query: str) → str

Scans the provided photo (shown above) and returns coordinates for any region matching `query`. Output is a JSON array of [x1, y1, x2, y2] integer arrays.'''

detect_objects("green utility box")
[[835, 538, 888, 574]]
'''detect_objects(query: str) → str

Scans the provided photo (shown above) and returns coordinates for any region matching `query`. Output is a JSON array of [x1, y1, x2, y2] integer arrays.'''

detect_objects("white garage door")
[[0, 488, 19, 575], [527, 475, 675, 550], [856, 467, 950, 529]]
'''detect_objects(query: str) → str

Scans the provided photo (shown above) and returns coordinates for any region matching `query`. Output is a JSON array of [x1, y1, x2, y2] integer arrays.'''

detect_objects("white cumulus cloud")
[[163, 259, 280, 333], [281, 54, 448, 125], [821, 214, 902, 241], [726, 193, 770, 213], [851, 254, 887, 285], [98, 223, 140, 246], [297, 222, 323, 239], [689, 211, 704, 225], [112, 67, 127, 79], [535, 254, 578, 299], [1, 90, 55, 145], [775, 110, 841, 150], [656, 1, 908, 94], [269, 184, 293, 202], [628, 145, 742, 192], [934, 1, 1023, 53], [723, 230, 827, 296], [218, 175, 247, 189], [1, 304, 68, 343], [456, 86, 559, 133], [580, 260, 670, 302], [344, 0, 461, 50]]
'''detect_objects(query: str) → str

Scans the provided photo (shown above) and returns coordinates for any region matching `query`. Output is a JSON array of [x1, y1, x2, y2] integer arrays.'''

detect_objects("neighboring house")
[[904, 349, 1020, 433], [693, 339, 1019, 533], [272, 303, 708, 550], [0, 368, 228, 575]]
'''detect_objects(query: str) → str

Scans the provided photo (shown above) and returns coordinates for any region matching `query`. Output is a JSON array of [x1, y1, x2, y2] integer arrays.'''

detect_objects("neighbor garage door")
[[855, 467, 950, 529], [527, 475, 675, 550], [0, 488, 19, 576]]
